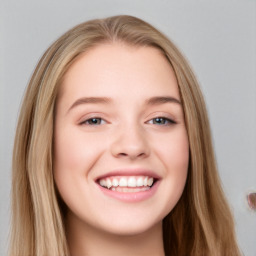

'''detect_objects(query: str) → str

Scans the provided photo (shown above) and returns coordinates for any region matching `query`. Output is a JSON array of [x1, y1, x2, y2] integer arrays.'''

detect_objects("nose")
[[110, 124, 150, 160]]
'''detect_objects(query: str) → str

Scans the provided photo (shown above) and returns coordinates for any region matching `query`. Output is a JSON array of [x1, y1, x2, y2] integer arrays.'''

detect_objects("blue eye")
[[149, 117, 176, 125], [81, 118, 106, 125]]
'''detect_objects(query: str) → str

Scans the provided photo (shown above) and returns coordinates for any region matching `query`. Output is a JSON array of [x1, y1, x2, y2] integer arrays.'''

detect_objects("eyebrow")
[[146, 96, 181, 105], [67, 97, 112, 113], [67, 95, 181, 114]]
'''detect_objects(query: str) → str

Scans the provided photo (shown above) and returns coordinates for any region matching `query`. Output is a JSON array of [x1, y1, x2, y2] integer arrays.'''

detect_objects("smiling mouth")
[[97, 176, 156, 193]]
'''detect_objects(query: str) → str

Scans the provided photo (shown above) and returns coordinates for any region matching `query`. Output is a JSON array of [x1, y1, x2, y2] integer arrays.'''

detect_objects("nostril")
[[116, 151, 147, 160], [119, 153, 128, 156]]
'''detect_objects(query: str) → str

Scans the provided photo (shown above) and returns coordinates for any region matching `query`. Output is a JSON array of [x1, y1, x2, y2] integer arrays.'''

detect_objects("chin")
[[100, 221, 162, 237], [91, 210, 165, 237]]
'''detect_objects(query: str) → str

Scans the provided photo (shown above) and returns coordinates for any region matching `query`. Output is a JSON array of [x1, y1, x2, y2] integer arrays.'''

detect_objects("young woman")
[[10, 15, 241, 255]]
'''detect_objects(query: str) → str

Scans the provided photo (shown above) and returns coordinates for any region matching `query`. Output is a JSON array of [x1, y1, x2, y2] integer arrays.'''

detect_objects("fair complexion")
[[54, 43, 189, 256]]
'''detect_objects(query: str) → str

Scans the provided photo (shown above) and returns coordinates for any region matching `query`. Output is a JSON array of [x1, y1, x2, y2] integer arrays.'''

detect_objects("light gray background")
[[1, 0, 255, 255]]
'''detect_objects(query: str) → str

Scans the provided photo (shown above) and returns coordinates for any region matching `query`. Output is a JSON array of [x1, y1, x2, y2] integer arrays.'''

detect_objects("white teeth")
[[136, 177, 144, 187], [106, 178, 112, 189], [143, 177, 148, 186], [112, 178, 119, 187], [127, 177, 137, 187], [99, 179, 106, 187], [119, 177, 128, 187], [115, 186, 150, 193], [147, 177, 154, 186], [98, 176, 155, 190]]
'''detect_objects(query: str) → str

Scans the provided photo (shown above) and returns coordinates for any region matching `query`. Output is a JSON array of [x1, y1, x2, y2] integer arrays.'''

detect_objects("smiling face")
[[54, 43, 189, 236]]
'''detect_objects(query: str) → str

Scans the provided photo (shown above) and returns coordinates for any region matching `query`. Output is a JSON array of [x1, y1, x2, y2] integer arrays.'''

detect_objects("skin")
[[54, 43, 189, 256]]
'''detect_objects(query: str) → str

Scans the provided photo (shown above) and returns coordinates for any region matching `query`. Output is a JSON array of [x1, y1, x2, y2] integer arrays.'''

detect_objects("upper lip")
[[95, 168, 161, 181]]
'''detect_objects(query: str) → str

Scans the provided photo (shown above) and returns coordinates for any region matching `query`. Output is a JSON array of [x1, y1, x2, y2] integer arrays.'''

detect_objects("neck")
[[66, 211, 165, 256]]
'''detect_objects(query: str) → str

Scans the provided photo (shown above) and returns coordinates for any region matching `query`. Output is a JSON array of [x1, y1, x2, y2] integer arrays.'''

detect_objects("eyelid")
[[77, 112, 177, 126], [78, 113, 108, 125], [79, 117, 107, 126], [145, 111, 177, 123], [146, 116, 176, 125]]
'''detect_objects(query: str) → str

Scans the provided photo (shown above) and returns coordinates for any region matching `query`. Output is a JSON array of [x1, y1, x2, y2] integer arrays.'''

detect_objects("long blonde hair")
[[10, 15, 241, 255]]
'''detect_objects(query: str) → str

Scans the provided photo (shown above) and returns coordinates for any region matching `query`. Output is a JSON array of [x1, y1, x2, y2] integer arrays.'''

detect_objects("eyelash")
[[147, 117, 176, 126], [80, 117, 106, 126], [79, 117, 176, 126]]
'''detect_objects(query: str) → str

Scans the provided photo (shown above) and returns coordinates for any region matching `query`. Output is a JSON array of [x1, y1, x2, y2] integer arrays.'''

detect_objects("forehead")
[[58, 43, 180, 103]]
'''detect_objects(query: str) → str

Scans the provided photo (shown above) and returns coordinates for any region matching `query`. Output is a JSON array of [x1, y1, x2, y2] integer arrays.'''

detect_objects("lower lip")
[[97, 181, 160, 202]]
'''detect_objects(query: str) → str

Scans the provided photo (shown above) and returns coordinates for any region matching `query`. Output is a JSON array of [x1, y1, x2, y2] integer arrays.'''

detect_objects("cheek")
[[53, 126, 107, 213], [53, 126, 107, 203], [54, 126, 105, 175], [154, 129, 189, 210], [156, 128, 189, 172], [167, 130, 189, 187]]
